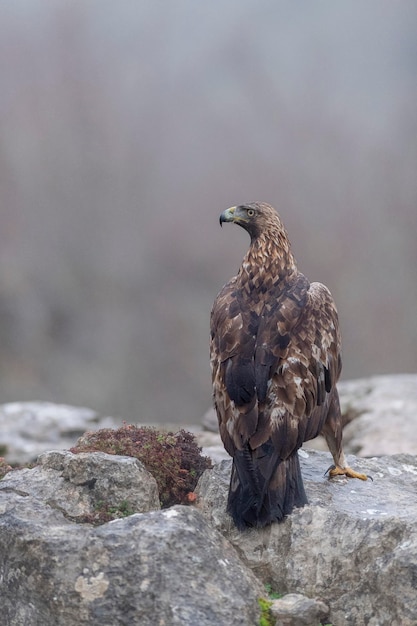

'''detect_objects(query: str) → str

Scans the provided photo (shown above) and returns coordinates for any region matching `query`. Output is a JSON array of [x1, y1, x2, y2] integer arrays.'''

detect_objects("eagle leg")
[[321, 389, 370, 482]]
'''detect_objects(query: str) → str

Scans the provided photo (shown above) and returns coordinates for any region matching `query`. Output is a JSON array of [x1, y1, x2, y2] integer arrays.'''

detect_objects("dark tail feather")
[[227, 443, 307, 529]]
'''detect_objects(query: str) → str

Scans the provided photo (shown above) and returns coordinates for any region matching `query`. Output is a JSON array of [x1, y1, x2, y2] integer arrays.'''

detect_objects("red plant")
[[71, 424, 212, 508]]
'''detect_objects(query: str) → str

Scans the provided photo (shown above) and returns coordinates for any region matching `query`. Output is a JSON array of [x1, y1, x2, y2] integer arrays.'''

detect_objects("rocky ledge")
[[0, 450, 262, 626], [1, 445, 417, 625], [196, 450, 417, 626]]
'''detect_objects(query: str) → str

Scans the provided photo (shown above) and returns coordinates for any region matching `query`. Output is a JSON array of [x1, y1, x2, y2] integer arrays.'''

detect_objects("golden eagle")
[[210, 202, 367, 529]]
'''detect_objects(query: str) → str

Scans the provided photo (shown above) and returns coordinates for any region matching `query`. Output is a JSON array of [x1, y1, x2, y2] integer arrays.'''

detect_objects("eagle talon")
[[324, 464, 336, 477], [327, 465, 370, 481]]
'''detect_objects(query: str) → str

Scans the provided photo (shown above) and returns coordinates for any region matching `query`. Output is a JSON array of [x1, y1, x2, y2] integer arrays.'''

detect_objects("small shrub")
[[263, 583, 282, 600], [0, 457, 12, 479], [71, 424, 212, 508], [75, 499, 136, 525]]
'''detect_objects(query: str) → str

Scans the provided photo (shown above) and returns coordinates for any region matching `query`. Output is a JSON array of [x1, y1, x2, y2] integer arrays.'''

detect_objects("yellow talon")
[[326, 465, 370, 481]]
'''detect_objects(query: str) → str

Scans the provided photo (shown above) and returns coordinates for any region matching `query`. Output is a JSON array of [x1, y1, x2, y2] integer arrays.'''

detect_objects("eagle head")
[[219, 202, 285, 242]]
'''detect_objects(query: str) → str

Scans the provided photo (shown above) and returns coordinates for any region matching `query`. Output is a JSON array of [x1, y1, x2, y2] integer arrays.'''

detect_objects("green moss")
[[257, 584, 285, 626], [74, 499, 137, 525], [108, 499, 135, 518], [263, 583, 282, 600], [258, 597, 274, 626]]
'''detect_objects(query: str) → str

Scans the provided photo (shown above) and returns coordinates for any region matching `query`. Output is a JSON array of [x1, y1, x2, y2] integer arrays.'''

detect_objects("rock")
[[196, 429, 230, 464], [0, 454, 263, 625], [270, 593, 329, 626], [0, 402, 117, 464], [201, 443, 229, 465], [1, 450, 160, 519], [196, 449, 417, 626], [338, 374, 417, 456], [202, 406, 218, 432]]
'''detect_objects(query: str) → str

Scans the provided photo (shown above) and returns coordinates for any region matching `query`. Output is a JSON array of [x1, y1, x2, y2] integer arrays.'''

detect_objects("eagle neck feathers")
[[237, 227, 298, 299]]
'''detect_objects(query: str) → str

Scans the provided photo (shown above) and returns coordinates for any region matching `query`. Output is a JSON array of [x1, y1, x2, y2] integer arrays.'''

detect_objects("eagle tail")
[[227, 443, 307, 529]]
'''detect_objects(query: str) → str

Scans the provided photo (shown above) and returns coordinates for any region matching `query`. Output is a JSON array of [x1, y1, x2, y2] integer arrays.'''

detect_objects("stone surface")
[[1, 450, 160, 519], [196, 449, 417, 626], [1, 377, 416, 625], [270, 593, 329, 626], [201, 406, 218, 433], [0, 455, 263, 626], [196, 429, 230, 464], [338, 374, 417, 456], [0, 402, 117, 464]]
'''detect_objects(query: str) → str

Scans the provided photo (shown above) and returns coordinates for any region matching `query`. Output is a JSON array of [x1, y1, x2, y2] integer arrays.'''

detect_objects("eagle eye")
[[247, 209, 255, 217]]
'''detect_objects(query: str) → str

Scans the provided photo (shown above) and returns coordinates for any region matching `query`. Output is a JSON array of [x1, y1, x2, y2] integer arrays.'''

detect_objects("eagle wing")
[[210, 277, 259, 456], [210, 276, 341, 459], [261, 281, 341, 456]]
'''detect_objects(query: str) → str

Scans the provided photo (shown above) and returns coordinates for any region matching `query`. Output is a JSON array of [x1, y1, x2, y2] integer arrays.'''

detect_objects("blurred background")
[[0, 1, 416, 425]]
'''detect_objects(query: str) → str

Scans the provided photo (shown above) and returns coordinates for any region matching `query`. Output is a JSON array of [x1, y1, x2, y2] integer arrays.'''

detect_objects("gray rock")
[[0, 402, 117, 464], [0, 454, 263, 626], [1, 450, 160, 519], [270, 593, 329, 626], [201, 444, 230, 464], [338, 374, 417, 456], [196, 449, 417, 626], [202, 406, 218, 432], [196, 429, 230, 464]]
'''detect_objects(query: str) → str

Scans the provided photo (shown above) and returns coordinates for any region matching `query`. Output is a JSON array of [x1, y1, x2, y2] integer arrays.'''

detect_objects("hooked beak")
[[219, 206, 237, 227]]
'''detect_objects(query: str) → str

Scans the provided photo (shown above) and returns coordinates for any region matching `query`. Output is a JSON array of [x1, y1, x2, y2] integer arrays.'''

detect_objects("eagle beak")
[[219, 206, 237, 227]]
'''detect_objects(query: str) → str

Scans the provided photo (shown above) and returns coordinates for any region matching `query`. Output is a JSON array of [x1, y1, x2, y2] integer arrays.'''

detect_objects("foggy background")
[[0, 1, 416, 424]]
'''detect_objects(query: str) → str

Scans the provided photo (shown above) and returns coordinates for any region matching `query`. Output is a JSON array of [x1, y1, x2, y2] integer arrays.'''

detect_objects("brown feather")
[[211, 202, 343, 528]]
